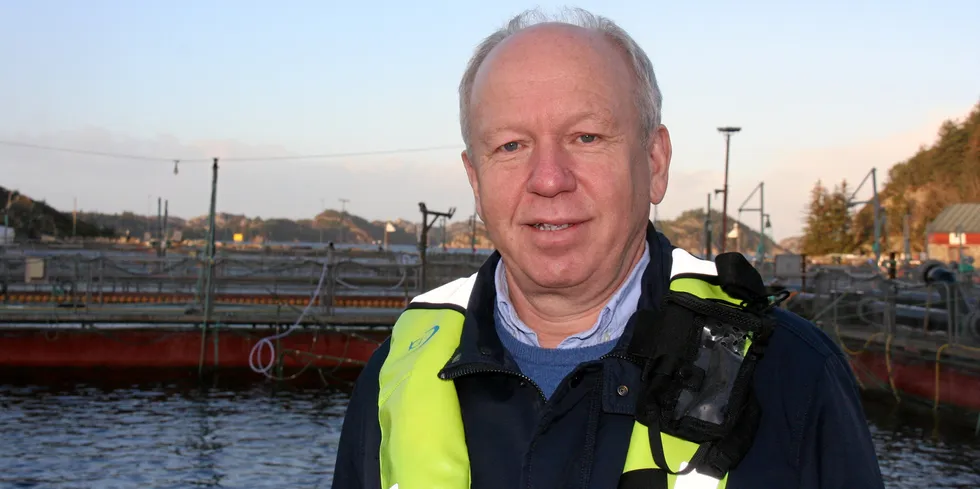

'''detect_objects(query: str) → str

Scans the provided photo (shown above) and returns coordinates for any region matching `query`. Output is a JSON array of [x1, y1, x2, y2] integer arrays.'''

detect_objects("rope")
[[248, 258, 330, 379], [933, 342, 980, 412], [884, 334, 901, 403], [834, 322, 883, 356]]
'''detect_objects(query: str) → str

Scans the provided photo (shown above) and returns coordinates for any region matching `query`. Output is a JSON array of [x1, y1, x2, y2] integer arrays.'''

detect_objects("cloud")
[[0, 127, 471, 224], [758, 115, 950, 240], [656, 167, 723, 218], [0, 114, 954, 239], [650, 110, 958, 241]]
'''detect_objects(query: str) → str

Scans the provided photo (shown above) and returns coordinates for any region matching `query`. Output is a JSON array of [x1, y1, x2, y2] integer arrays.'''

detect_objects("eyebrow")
[[565, 110, 617, 129], [478, 109, 619, 146]]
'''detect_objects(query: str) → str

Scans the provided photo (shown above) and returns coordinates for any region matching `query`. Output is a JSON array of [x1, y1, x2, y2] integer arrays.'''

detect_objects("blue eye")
[[500, 142, 520, 152], [579, 134, 597, 143]]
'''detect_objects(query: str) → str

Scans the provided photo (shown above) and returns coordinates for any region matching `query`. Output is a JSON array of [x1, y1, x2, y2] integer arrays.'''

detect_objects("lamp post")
[[737, 181, 766, 263], [846, 167, 881, 266], [716, 126, 741, 253], [761, 213, 772, 261]]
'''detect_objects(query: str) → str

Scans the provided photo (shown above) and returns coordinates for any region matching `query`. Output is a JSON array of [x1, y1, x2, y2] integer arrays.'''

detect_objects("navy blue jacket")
[[332, 229, 884, 488]]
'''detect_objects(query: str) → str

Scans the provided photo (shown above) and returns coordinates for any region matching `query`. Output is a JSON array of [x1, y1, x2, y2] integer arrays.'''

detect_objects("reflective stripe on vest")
[[379, 248, 743, 489]]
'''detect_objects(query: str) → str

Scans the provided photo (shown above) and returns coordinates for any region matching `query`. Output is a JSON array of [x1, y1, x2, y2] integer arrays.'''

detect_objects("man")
[[333, 8, 883, 489]]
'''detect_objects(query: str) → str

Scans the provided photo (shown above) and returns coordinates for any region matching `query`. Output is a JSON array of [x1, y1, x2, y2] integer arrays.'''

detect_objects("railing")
[[777, 263, 980, 348], [0, 249, 483, 314]]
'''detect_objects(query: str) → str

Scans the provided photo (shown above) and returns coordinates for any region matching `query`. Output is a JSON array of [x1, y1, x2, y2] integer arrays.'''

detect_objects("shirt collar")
[[493, 241, 650, 348]]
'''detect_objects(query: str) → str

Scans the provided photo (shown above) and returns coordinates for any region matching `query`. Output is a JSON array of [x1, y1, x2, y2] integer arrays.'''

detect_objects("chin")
[[514, 252, 592, 290]]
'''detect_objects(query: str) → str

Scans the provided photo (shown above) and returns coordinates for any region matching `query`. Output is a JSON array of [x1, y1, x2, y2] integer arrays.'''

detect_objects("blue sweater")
[[495, 316, 617, 398]]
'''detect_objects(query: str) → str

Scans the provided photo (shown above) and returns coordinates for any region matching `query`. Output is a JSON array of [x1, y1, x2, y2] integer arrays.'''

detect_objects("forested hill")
[[802, 101, 980, 255]]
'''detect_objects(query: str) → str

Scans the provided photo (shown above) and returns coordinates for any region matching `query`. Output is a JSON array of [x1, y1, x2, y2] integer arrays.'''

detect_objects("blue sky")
[[1, 0, 977, 240]]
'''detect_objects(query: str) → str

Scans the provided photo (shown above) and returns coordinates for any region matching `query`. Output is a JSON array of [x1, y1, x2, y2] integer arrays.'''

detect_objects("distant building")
[[0, 225, 13, 245], [926, 203, 980, 262]]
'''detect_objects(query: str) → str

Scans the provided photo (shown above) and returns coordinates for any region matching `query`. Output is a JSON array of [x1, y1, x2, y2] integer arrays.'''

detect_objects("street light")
[[761, 213, 772, 260], [717, 126, 742, 253], [737, 181, 765, 262]]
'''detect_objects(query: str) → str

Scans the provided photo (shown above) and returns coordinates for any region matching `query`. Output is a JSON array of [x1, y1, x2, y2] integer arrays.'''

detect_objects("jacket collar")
[[446, 222, 674, 370]]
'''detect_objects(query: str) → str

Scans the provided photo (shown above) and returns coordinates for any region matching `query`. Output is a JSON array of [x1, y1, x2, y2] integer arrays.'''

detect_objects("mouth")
[[528, 222, 579, 231]]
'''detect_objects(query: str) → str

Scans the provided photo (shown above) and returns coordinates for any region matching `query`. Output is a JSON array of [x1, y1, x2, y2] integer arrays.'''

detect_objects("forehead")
[[469, 25, 636, 134]]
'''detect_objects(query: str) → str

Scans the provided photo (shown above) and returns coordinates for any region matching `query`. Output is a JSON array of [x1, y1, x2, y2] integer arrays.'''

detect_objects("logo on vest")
[[408, 325, 439, 351]]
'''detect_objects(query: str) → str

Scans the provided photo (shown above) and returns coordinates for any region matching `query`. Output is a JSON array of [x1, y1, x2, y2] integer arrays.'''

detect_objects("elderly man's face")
[[463, 24, 671, 290]]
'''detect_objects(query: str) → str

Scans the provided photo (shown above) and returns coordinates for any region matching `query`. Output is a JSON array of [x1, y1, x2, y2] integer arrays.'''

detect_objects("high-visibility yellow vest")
[[378, 248, 746, 489]]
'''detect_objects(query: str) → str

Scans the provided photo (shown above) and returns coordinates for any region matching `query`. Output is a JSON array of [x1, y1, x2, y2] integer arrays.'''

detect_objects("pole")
[[162, 200, 169, 257], [705, 193, 713, 259], [957, 225, 964, 264], [442, 216, 448, 251], [157, 197, 162, 247], [199, 158, 219, 377], [717, 127, 741, 253], [736, 180, 766, 262], [721, 133, 731, 253], [339, 198, 349, 243], [418, 202, 455, 292], [903, 213, 911, 268], [470, 213, 477, 254], [759, 182, 765, 261], [800, 253, 808, 294], [871, 167, 881, 265]]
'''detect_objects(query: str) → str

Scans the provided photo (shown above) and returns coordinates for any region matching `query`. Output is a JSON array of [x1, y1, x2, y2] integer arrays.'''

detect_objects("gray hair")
[[458, 7, 663, 153]]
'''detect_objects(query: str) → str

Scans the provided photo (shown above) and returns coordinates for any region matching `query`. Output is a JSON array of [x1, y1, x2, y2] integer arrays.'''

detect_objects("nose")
[[525, 142, 576, 197]]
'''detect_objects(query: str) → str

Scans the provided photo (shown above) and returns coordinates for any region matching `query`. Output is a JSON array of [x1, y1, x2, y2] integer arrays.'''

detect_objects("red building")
[[926, 203, 980, 262]]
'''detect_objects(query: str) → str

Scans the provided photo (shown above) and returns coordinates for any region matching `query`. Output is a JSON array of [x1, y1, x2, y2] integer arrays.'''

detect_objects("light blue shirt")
[[494, 242, 650, 349]]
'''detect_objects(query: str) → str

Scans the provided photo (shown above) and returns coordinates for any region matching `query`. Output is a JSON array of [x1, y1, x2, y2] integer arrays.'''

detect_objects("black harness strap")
[[623, 251, 779, 483], [713, 253, 768, 308]]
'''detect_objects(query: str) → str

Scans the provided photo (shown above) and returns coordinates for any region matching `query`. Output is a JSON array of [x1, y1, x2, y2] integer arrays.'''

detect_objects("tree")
[[806, 100, 980, 254], [802, 181, 831, 255], [826, 180, 854, 253]]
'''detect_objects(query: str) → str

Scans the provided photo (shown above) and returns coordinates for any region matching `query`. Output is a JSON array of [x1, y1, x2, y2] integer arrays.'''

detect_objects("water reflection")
[[0, 382, 977, 488], [0, 382, 348, 488], [863, 397, 980, 488]]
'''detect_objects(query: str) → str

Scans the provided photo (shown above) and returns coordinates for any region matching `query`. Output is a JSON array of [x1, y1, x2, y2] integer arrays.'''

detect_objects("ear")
[[462, 150, 484, 219], [647, 125, 672, 205]]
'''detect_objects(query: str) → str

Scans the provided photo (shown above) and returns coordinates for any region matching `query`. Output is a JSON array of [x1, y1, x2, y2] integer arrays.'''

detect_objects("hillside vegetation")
[[802, 101, 980, 255], [76, 206, 776, 257], [0, 186, 113, 240]]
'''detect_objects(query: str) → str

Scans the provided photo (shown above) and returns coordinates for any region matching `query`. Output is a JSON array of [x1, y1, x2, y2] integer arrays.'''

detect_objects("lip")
[[522, 219, 589, 227], [521, 220, 591, 237]]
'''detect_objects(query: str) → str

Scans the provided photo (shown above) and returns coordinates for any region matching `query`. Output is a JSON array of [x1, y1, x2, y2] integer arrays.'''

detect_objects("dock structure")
[[775, 258, 980, 417], [0, 248, 482, 377], [3, 246, 979, 418]]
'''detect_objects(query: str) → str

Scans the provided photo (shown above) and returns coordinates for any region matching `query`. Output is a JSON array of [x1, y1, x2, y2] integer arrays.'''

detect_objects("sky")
[[1, 1, 978, 241]]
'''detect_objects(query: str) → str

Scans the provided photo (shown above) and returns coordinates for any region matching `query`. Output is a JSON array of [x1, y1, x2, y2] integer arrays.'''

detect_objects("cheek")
[[477, 173, 523, 219], [582, 167, 632, 201]]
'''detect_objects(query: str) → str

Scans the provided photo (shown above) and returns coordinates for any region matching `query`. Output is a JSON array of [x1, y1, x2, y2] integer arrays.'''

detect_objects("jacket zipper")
[[440, 364, 548, 401], [439, 353, 642, 403], [599, 352, 640, 364]]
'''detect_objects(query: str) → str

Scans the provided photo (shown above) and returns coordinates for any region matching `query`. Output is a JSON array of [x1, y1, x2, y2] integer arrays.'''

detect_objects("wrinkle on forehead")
[[467, 23, 639, 145]]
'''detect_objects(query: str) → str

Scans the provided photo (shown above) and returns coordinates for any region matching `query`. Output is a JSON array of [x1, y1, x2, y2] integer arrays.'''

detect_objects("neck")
[[504, 236, 647, 348]]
